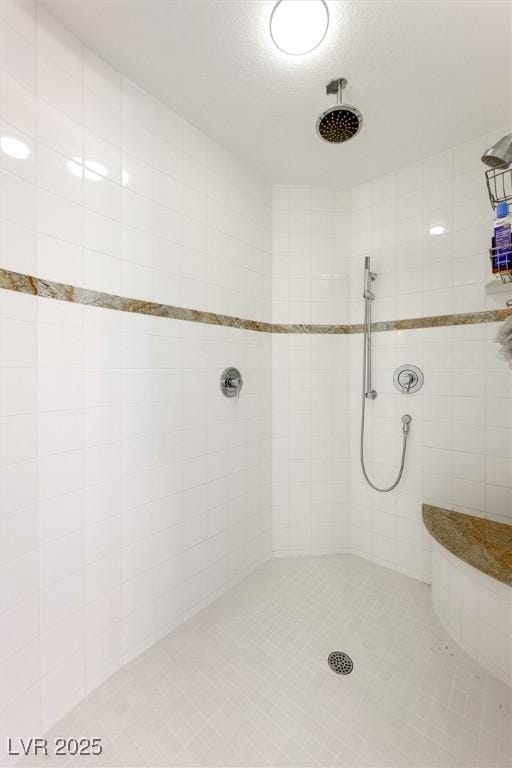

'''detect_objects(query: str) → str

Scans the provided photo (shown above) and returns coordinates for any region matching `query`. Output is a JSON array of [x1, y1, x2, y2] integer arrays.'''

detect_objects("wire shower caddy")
[[486, 167, 512, 282]]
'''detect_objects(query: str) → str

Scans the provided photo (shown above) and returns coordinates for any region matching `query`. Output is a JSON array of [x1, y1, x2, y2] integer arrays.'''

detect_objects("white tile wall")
[[272, 185, 350, 325], [270, 132, 512, 575], [270, 185, 352, 557], [270, 165, 512, 571], [348, 137, 512, 582], [0, 2, 272, 322], [0, 2, 272, 755], [349, 131, 512, 325], [271, 333, 350, 556], [349, 321, 512, 582], [0, 288, 272, 750]]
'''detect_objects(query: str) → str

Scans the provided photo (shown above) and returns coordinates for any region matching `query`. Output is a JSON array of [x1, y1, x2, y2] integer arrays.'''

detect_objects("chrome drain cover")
[[327, 651, 353, 675]]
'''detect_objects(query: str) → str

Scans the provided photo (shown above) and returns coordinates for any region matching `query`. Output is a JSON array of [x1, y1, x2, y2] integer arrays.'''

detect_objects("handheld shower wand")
[[360, 257, 411, 492]]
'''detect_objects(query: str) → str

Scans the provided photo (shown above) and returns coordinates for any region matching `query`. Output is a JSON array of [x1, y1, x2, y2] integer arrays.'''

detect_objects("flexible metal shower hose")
[[359, 294, 409, 493]]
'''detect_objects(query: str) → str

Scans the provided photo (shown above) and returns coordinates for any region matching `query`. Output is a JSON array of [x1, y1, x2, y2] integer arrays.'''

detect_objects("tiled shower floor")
[[21, 555, 511, 767]]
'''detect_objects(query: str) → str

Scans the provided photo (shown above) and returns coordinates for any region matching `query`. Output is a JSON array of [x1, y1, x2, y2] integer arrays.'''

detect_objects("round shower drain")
[[327, 651, 353, 675]]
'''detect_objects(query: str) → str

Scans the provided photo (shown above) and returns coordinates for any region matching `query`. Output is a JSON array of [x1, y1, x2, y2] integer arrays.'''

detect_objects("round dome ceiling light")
[[270, 0, 329, 55]]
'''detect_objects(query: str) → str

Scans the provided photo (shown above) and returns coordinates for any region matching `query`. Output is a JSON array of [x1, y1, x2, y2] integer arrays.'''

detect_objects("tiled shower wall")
[[271, 187, 351, 555], [0, 1, 272, 747], [271, 133, 512, 574], [271, 333, 350, 555], [348, 132, 512, 582], [272, 185, 350, 326], [348, 129, 512, 326], [0, 3, 272, 320]]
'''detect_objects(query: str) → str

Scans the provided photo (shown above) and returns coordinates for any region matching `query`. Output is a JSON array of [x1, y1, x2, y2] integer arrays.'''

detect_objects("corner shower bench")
[[422, 504, 512, 686]]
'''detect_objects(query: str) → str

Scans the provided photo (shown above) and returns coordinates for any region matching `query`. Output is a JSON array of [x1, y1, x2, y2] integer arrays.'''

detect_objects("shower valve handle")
[[403, 372, 414, 393], [220, 367, 243, 398], [393, 365, 424, 395]]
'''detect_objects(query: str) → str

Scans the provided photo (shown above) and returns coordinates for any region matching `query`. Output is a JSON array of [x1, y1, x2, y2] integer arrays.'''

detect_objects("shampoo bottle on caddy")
[[491, 201, 512, 275]]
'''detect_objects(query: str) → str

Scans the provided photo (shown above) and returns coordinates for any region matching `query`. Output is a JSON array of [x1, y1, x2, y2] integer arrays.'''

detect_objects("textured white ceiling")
[[43, 0, 511, 185]]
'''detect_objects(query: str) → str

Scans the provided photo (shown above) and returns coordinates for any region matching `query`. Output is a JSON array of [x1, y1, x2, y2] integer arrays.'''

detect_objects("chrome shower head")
[[316, 78, 362, 144], [481, 134, 512, 169]]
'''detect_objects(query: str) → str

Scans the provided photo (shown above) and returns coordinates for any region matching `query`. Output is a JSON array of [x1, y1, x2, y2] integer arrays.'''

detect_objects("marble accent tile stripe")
[[274, 308, 512, 333], [347, 308, 512, 333], [0, 268, 274, 332], [271, 322, 352, 334], [1, 268, 511, 333]]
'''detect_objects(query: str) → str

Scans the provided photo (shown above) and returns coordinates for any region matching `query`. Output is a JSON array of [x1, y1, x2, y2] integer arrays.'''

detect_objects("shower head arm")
[[326, 77, 347, 104], [318, 77, 362, 144]]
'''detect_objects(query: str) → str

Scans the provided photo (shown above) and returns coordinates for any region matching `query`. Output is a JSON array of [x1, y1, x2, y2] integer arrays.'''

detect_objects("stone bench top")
[[422, 504, 512, 586]]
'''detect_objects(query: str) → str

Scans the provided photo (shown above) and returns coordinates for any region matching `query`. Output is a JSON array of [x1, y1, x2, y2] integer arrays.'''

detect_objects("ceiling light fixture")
[[429, 225, 446, 236], [0, 136, 30, 159], [270, 0, 329, 55]]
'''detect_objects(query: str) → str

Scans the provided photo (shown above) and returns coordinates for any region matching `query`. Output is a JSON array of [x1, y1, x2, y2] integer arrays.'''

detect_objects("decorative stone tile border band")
[[1, 268, 511, 334], [0, 268, 274, 332]]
